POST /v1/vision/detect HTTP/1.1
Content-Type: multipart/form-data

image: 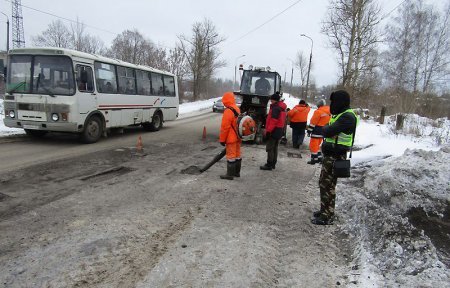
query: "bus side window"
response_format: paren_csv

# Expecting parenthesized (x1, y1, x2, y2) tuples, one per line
(136, 70, 151, 96)
(76, 65, 94, 93)
(163, 75, 176, 97)
(117, 66, 136, 95)
(94, 62, 117, 94)
(150, 72, 164, 96)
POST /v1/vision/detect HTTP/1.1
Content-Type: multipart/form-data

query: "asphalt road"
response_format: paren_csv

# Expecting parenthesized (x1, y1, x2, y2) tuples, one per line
(0, 112, 353, 287)
(0, 112, 221, 174)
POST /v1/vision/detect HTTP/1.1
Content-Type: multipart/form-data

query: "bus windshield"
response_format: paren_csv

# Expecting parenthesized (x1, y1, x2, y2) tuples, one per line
(240, 71, 276, 96)
(7, 55, 75, 96)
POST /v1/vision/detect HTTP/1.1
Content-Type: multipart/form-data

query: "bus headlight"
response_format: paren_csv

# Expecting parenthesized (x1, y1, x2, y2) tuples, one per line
(51, 113, 59, 121)
(9, 110, 15, 118)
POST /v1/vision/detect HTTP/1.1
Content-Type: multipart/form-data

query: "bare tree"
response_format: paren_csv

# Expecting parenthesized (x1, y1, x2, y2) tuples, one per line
(383, 0, 450, 113)
(166, 45, 189, 99)
(70, 18, 86, 52)
(81, 34, 106, 54)
(178, 18, 226, 100)
(33, 19, 105, 54)
(294, 51, 309, 98)
(32, 20, 71, 48)
(109, 29, 150, 65)
(144, 45, 169, 71)
(322, 0, 381, 98)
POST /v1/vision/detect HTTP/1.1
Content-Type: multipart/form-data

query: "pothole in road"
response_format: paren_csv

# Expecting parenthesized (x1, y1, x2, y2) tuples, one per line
(79, 166, 136, 183)
(287, 152, 302, 158)
(0, 192, 11, 202)
(181, 166, 203, 175)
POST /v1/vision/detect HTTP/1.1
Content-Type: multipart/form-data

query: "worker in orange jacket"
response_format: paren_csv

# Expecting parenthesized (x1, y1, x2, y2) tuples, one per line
(287, 99, 310, 148)
(306, 99, 331, 164)
(219, 92, 242, 180)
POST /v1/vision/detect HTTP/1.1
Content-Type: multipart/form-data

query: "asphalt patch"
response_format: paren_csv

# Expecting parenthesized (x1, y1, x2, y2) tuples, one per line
(0, 192, 11, 202)
(181, 166, 202, 175)
(287, 152, 302, 158)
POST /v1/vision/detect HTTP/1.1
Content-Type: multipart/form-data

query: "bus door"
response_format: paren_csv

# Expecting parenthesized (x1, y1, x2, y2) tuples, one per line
(75, 64, 97, 115)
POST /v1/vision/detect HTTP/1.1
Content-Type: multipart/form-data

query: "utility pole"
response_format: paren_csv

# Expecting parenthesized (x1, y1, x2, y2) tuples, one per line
(300, 34, 313, 102)
(233, 54, 245, 91)
(12, 0, 25, 48)
(286, 58, 295, 96)
(0, 12, 9, 52)
(290, 66, 293, 95)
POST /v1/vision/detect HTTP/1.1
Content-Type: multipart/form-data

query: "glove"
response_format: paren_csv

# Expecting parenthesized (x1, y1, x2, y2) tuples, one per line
(307, 131, 311, 137)
(220, 142, 226, 146)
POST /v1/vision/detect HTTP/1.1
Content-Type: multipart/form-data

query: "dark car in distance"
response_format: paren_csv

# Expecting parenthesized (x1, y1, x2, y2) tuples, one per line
(212, 96, 242, 113)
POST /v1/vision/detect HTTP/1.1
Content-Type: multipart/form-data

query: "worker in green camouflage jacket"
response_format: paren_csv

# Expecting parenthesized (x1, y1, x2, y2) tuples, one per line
(311, 90, 358, 225)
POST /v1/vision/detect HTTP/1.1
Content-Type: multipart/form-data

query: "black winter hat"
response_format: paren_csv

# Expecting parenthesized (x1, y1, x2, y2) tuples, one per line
(330, 90, 350, 115)
(299, 99, 306, 105)
(270, 92, 281, 101)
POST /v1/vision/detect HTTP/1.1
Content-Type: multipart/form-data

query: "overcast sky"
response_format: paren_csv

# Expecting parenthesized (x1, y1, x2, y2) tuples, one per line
(0, 0, 444, 87)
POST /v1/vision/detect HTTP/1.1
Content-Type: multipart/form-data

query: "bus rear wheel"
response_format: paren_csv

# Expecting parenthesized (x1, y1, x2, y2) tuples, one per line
(143, 111, 163, 132)
(25, 129, 48, 138)
(81, 115, 103, 143)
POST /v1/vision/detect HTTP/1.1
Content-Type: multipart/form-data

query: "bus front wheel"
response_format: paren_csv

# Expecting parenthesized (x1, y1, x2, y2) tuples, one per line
(81, 116, 103, 143)
(143, 111, 163, 132)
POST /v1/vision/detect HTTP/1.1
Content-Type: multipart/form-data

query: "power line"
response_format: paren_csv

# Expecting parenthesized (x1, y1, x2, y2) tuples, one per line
(226, 0, 304, 46)
(3, 0, 175, 50)
(381, 0, 410, 21)
(4, 0, 119, 36)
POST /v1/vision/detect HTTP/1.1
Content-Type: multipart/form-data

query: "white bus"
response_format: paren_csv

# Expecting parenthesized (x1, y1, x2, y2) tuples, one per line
(3, 48, 179, 143)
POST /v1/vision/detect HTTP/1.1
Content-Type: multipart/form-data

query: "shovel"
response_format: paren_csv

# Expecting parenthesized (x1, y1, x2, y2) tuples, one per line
(181, 148, 226, 175)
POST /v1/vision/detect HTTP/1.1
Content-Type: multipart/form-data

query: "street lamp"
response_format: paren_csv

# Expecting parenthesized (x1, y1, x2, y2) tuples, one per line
(300, 34, 313, 102)
(0, 11, 9, 52)
(234, 54, 245, 91)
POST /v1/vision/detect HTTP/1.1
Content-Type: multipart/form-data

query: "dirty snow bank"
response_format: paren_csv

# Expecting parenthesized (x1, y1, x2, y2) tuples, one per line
(338, 146, 450, 287)
(385, 114, 450, 146)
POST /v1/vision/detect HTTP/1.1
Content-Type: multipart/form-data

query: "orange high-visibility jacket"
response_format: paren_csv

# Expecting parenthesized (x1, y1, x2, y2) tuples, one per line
(219, 92, 241, 144)
(307, 106, 331, 138)
(288, 104, 310, 123)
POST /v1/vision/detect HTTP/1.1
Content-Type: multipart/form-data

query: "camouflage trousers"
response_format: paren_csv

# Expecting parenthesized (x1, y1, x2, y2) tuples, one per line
(318, 154, 346, 219)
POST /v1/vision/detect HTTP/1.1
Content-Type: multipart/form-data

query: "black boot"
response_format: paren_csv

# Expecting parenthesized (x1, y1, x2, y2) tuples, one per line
(307, 155, 318, 165)
(220, 161, 235, 180)
(317, 152, 323, 164)
(260, 163, 273, 170)
(235, 159, 241, 177)
(313, 210, 323, 218)
(311, 216, 334, 225)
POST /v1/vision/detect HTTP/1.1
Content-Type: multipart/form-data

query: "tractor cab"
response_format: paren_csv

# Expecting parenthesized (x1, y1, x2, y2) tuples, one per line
(235, 66, 282, 143)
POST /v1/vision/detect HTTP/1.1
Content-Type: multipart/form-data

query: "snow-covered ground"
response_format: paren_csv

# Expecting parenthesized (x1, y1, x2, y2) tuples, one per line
(1, 95, 449, 286)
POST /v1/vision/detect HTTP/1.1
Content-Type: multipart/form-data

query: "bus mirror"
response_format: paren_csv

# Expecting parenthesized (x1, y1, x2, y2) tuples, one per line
(80, 70, 88, 83)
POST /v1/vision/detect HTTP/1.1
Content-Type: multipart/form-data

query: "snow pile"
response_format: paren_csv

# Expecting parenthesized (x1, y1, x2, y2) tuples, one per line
(352, 120, 442, 165)
(178, 97, 221, 116)
(386, 114, 450, 146)
(338, 147, 450, 287)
